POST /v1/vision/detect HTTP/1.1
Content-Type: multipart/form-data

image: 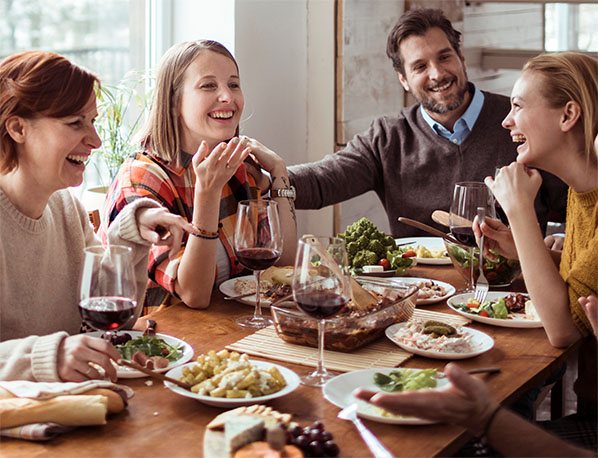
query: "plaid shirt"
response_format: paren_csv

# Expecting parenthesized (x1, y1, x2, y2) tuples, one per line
(100, 150, 259, 308)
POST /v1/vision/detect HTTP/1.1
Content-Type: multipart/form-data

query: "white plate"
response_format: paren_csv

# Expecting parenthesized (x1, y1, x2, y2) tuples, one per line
(86, 330, 194, 378)
(219, 276, 273, 307)
(385, 323, 494, 359)
(393, 277, 456, 305)
(447, 292, 543, 328)
(395, 237, 451, 265)
(323, 368, 449, 425)
(163, 360, 300, 407)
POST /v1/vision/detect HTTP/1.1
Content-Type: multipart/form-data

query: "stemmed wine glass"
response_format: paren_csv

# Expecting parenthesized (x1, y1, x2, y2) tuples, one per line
(292, 235, 351, 387)
(79, 245, 137, 342)
(449, 182, 496, 292)
(233, 199, 283, 328)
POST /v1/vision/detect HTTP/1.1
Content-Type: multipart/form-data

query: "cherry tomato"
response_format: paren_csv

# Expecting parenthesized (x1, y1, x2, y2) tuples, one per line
(402, 250, 417, 258)
(377, 258, 390, 270)
(479, 310, 490, 317)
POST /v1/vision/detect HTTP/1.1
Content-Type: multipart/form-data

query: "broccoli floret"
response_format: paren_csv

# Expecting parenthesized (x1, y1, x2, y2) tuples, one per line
(368, 239, 385, 256)
(356, 235, 370, 250)
(383, 235, 396, 250)
(353, 250, 378, 268)
(346, 241, 359, 256)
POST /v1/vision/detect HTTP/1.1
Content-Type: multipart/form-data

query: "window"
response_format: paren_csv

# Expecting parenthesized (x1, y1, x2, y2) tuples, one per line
(545, 3, 598, 52)
(0, 0, 143, 85)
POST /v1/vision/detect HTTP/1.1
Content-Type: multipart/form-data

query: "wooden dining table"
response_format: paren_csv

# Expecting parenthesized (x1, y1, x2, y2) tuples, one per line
(3, 264, 578, 457)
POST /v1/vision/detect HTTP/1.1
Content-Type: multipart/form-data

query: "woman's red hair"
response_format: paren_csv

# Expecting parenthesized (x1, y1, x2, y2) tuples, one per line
(0, 51, 99, 174)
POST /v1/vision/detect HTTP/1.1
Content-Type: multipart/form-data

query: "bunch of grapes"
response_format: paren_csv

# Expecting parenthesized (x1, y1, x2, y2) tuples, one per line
(288, 421, 339, 457)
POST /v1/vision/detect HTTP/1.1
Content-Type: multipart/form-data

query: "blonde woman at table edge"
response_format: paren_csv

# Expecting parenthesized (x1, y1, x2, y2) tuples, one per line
(0, 51, 195, 383)
(479, 52, 598, 430)
(355, 55, 598, 454)
(100, 40, 297, 311)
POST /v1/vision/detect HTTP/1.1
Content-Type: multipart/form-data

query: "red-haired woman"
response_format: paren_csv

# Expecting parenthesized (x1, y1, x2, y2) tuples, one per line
(0, 51, 194, 382)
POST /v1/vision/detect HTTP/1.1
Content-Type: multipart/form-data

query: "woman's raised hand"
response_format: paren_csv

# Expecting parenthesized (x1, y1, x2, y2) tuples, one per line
(192, 138, 252, 194)
(485, 163, 542, 217)
(136, 207, 196, 259)
(57, 335, 121, 382)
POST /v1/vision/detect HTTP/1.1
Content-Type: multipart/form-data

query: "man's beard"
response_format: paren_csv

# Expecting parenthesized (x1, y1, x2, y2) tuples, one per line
(416, 71, 469, 114)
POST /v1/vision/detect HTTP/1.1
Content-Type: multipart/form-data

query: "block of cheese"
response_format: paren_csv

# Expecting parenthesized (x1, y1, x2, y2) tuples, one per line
(363, 265, 384, 273)
(225, 415, 265, 454)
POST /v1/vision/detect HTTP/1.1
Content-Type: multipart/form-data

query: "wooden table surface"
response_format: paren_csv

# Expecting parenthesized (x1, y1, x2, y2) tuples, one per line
(3, 265, 577, 457)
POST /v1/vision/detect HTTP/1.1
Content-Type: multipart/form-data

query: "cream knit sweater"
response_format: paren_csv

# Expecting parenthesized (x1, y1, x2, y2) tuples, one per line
(0, 188, 159, 381)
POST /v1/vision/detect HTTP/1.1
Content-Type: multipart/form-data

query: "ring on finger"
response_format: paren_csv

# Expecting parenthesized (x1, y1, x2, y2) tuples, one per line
(85, 365, 93, 376)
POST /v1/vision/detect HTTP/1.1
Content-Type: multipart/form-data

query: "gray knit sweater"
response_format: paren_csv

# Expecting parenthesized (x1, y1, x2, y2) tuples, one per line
(289, 90, 567, 237)
(0, 189, 159, 381)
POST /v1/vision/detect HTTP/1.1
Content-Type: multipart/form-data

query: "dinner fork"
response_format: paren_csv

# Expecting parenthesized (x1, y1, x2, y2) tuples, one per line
(474, 207, 489, 304)
(337, 404, 394, 458)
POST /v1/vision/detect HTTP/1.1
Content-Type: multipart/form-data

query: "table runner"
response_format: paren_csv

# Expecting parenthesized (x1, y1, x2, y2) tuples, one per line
(226, 309, 470, 371)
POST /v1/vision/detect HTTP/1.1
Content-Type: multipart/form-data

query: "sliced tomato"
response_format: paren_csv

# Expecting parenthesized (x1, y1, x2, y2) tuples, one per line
(479, 310, 490, 317)
(466, 298, 480, 308)
(377, 258, 390, 270)
(402, 250, 417, 258)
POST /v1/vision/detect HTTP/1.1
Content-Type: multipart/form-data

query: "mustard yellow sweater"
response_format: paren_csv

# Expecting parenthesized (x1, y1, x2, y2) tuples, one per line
(559, 187, 598, 336)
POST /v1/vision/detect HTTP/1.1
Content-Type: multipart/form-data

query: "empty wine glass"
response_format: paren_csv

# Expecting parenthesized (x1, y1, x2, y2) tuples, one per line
(292, 235, 351, 387)
(233, 200, 283, 328)
(79, 245, 137, 342)
(449, 182, 496, 292)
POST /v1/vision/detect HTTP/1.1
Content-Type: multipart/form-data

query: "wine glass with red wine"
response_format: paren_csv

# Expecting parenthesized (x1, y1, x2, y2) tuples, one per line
(79, 245, 137, 342)
(233, 200, 282, 328)
(449, 182, 497, 292)
(292, 235, 351, 387)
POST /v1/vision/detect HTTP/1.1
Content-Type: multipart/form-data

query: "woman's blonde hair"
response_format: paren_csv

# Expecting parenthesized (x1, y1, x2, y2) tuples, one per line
(523, 52, 598, 161)
(142, 40, 238, 164)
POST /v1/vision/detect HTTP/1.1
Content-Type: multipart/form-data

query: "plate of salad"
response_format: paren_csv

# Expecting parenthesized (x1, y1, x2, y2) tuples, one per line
(323, 367, 449, 425)
(87, 331, 194, 378)
(446, 292, 543, 328)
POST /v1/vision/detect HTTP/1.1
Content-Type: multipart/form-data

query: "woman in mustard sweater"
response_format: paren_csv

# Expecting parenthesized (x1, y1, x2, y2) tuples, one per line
(480, 52, 597, 347)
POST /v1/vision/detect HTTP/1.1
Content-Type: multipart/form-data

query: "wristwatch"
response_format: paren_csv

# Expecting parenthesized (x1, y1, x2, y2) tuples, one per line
(271, 186, 296, 200)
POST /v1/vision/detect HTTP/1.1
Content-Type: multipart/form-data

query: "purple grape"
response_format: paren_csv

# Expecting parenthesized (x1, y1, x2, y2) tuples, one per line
(295, 435, 310, 448)
(309, 429, 322, 442)
(321, 431, 333, 442)
(290, 425, 303, 438)
(311, 420, 324, 431)
(323, 440, 340, 456)
(308, 441, 324, 456)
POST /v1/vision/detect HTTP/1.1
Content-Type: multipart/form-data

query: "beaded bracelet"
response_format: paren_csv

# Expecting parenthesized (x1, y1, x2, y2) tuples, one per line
(190, 225, 219, 240)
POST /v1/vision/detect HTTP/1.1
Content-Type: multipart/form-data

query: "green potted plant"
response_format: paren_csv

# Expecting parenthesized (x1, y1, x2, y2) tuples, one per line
(87, 71, 152, 191)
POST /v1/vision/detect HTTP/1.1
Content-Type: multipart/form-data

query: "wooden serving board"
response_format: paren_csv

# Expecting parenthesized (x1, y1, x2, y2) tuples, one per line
(226, 311, 469, 372)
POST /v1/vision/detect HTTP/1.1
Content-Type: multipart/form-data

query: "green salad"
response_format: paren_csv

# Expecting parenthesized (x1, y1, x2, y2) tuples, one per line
(116, 336, 184, 361)
(453, 297, 509, 319)
(446, 244, 521, 286)
(338, 217, 414, 275)
(373, 368, 438, 392)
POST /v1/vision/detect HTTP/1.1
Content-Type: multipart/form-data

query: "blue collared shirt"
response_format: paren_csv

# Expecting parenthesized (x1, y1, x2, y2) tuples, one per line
(420, 84, 485, 145)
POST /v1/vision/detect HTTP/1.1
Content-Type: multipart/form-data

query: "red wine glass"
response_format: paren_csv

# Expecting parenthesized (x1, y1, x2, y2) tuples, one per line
(233, 200, 282, 328)
(292, 235, 351, 387)
(449, 182, 496, 292)
(79, 245, 137, 342)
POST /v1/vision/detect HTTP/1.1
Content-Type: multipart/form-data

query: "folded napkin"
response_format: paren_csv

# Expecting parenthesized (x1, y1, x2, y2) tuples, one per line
(0, 380, 134, 441)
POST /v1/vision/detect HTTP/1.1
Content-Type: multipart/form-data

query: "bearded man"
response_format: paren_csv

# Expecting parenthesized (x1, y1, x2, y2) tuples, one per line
(288, 8, 567, 238)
